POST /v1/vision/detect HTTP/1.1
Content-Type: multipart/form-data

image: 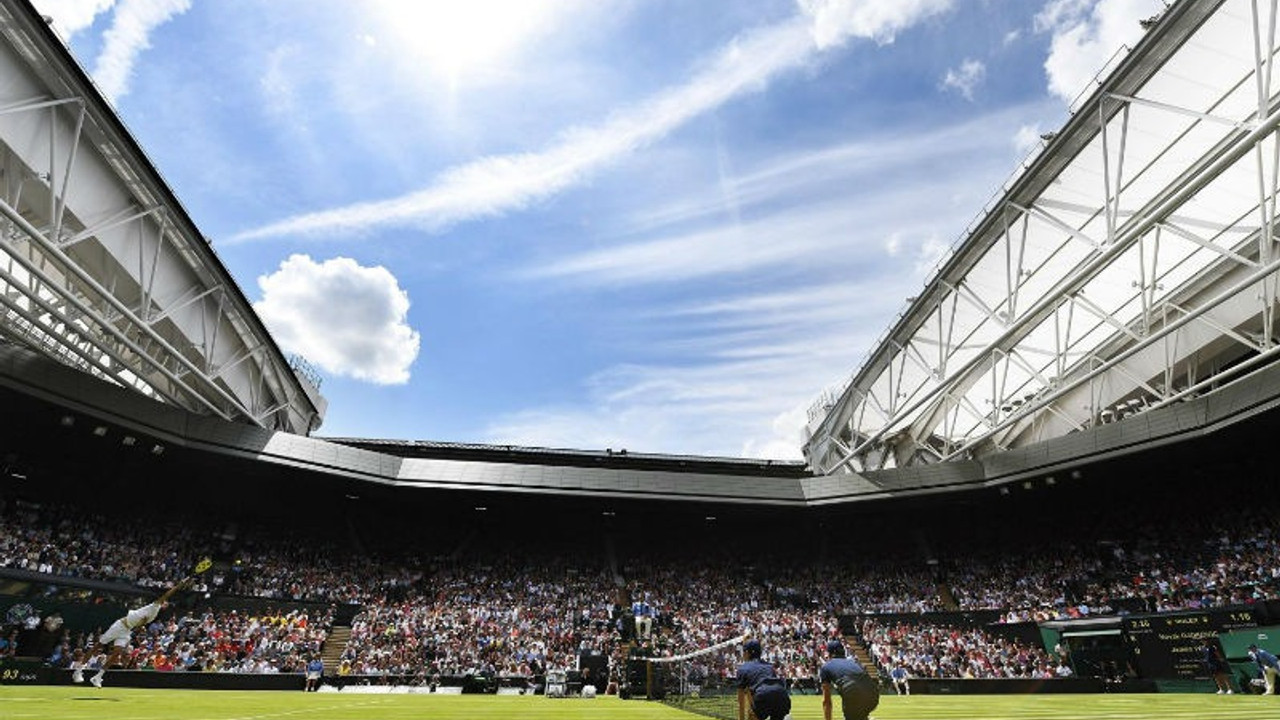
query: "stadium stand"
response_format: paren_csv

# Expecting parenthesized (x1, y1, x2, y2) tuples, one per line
(2, 442, 1279, 693)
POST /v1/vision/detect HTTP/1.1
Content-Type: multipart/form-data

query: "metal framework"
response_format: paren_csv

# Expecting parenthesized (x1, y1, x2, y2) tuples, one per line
(805, 0, 1280, 474)
(0, 2, 324, 434)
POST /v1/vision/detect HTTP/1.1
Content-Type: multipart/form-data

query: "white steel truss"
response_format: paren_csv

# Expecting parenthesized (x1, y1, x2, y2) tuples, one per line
(805, 0, 1280, 475)
(0, 2, 325, 434)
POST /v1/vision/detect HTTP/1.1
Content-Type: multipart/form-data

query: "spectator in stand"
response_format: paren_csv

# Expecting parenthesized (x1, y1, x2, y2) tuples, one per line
(862, 619, 1057, 680)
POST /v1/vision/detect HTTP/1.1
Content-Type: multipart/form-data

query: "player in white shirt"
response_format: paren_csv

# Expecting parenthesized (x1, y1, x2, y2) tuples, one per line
(73, 578, 189, 688)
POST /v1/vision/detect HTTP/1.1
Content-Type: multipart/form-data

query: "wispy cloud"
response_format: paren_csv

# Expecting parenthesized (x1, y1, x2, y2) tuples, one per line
(485, 279, 902, 458)
(92, 0, 192, 102)
(800, 0, 953, 47)
(491, 97, 1063, 458)
(941, 58, 986, 100)
(1013, 123, 1043, 154)
(619, 101, 1038, 237)
(526, 103, 1043, 288)
(230, 0, 955, 243)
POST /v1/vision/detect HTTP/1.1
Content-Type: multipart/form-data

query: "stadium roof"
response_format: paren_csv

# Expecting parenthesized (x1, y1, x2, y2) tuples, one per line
(0, 1, 325, 435)
(806, 0, 1280, 475)
(7, 334, 1280, 506)
(321, 437, 810, 478)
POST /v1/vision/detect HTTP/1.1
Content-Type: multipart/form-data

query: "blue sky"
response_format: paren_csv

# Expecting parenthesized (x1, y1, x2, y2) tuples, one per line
(32, 0, 1166, 459)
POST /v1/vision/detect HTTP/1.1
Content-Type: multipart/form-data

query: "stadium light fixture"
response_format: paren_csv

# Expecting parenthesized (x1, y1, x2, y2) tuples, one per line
(59, 415, 74, 427)
(122, 436, 136, 446)
(1045, 476, 1056, 486)
(92, 425, 108, 436)
(999, 487, 1010, 495)
(474, 506, 487, 511)
(601, 511, 616, 517)
(150, 444, 165, 455)
(704, 515, 717, 521)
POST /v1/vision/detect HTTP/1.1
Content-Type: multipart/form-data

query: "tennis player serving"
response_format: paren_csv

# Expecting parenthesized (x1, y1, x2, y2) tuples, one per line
(72, 558, 210, 687)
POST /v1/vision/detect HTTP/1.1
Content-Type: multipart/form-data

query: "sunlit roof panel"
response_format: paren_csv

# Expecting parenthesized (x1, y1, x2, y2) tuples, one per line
(807, 1, 1280, 474)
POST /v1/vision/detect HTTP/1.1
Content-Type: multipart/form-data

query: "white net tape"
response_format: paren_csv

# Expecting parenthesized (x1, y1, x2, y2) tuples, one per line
(645, 633, 749, 664)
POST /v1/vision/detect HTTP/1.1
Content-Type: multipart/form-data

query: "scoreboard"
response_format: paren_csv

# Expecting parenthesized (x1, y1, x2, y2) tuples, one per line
(1124, 609, 1258, 678)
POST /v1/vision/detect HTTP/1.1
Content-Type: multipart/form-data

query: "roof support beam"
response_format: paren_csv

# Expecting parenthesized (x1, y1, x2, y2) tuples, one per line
(824, 88, 1280, 474)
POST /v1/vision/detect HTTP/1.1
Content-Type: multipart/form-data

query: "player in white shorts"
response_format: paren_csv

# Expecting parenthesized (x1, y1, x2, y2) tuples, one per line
(73, 578, 188, 688)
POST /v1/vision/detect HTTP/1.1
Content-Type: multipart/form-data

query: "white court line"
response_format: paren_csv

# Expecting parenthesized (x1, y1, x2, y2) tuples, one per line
(216, 698, 395, 720)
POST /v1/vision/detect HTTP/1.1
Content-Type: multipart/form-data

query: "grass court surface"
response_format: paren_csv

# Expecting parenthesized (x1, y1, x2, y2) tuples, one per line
(1, 688, 1278, 720)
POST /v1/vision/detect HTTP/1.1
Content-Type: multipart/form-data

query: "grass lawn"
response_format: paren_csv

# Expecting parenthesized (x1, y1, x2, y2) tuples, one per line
(0, 687, 1277, 719)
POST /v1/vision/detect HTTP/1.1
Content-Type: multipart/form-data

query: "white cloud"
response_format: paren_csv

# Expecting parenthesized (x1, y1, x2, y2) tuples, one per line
(527, 103, 1042, 287)
(260, 46, 300, 124)
(799, 0, 953, 47)
(31, 0, 115, 40)
(527, 200, 886, 286)
(885, 231, 906, 256)
(1035, 0, 1164, 102)
(1033, 0, 1093, 32)
(92, 0, 191, 102)
(253, 254, 420, 385)
(627, 98, 1052, 237)
(914, 233, 950, 276)
(230, 0, 955, 243)
(485, 281, 902, 459)
(881, 230, 949, 274)
(258, 44, 319, 156)
(1014, 123, 1043, 154)
(742, 402, 812, 460)
(941, 58, 985, 100)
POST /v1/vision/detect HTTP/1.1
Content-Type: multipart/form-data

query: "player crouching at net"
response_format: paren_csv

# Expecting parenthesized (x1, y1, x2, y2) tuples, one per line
(736, 639, 791, 720)
(820, 640, 879, 720)
(72, 573, 196, 687)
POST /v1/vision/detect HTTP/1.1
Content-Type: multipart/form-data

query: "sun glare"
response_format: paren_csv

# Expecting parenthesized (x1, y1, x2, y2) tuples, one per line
(370, 0, 562, 86)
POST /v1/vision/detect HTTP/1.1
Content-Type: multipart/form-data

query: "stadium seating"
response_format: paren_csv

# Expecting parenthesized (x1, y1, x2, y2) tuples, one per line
(2, 487, 1278, 682)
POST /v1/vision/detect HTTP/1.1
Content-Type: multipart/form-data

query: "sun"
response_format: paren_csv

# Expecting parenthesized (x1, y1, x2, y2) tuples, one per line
(369, 0, 563, 86)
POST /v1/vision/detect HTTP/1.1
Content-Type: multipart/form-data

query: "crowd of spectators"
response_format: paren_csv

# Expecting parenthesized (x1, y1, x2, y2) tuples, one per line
(49, 606, 334, 674)
(615, 556, 838, 683)
(948, 518, 1280, 623)
(0, 501, 416, 605)
(862, 618, 1065, 679)
(0, 503, 209, 590)
(2, 493, 1279, 682)
(342, 557, 616, 678)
